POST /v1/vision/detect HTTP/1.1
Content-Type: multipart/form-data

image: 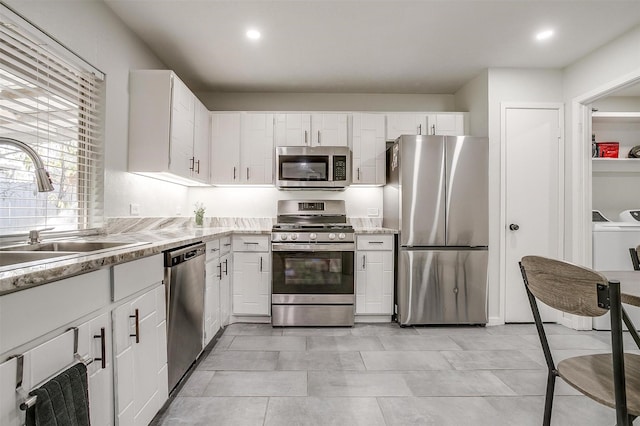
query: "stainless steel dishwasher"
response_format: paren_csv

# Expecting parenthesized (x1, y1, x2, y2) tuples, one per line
(164, 242, 206, 392)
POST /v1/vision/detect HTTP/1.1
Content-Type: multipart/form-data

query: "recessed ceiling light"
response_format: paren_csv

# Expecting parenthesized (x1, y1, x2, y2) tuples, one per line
(246, 29, 261, 40)
(535, 29, 554, 41)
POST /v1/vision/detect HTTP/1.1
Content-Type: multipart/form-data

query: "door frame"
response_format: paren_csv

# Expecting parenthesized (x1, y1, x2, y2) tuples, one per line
(570, 71, 640, 330)
(499, 102, 565, 325)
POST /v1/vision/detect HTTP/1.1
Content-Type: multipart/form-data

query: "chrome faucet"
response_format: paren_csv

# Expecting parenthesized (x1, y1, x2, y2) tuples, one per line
(0, 137, 54, 192)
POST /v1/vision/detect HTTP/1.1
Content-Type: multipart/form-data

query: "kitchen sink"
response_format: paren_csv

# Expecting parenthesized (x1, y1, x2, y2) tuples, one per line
(0, 251, 73, 267)
(0, 241, 143, 252)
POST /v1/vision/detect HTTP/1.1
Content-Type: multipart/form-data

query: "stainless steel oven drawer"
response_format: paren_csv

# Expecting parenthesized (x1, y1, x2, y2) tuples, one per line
(272, 304, 354, 326)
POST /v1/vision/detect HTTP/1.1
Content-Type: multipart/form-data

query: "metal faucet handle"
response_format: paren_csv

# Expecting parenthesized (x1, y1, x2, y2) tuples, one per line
(28, 227, 54, 244)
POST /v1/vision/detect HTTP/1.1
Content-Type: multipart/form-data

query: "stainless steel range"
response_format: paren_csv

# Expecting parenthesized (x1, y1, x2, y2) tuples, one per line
(271, 200, 355, 326)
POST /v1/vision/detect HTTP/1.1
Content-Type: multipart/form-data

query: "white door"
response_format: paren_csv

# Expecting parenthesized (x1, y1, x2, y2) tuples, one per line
(504, 106, 563, 323)
(274, 113, 311, 146)
(311, 113, 348, 146)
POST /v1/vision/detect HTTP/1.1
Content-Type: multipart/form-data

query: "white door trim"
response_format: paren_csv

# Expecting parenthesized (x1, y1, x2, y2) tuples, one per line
(499, 102, 565, 325)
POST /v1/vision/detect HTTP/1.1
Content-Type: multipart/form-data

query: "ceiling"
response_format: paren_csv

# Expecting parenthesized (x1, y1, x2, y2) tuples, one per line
(104, 0, 640, 94)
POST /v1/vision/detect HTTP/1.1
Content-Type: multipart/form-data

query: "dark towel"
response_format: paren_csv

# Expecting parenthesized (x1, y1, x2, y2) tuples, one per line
(25, 362, 91, 426)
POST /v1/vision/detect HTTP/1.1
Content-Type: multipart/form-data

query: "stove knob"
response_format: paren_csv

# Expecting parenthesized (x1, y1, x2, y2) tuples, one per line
(290, 234, 298, 240)
(280, 233, 288, 240)
(309, 233, 317, 240)
(338, 233, 346, 239)
(328, 233, 336, 240)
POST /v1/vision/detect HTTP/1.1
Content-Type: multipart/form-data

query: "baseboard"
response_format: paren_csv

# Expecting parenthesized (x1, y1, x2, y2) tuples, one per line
(229, 315, 271, 324)
(487, 316, 504, 326)
(355, 315, 392, 323)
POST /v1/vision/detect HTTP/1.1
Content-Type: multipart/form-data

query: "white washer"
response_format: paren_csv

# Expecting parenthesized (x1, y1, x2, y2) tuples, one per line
(592, 213, 640, 330)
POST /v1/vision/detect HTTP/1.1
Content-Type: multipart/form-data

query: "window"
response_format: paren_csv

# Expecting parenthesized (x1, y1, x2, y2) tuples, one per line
(0, 5, 104, 235)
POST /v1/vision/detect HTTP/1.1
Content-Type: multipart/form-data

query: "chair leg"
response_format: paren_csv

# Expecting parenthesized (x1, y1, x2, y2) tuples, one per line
(543, 370, 556, 426)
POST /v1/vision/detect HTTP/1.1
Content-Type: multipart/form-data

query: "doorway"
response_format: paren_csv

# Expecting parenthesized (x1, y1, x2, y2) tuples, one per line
(502, 104, 564, 323)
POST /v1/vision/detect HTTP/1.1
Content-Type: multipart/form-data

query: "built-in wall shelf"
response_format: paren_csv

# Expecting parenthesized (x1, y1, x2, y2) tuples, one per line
(592, 111, 640, 123)
(592, 158, 640, 173)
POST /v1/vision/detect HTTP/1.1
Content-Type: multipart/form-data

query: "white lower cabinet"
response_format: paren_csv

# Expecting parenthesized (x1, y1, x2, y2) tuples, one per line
(112, 255, 167, 426)
(232, 235, 270, 316)
(113, 284, 167, 426)
(355, 235, 394, 316)
(0, 310, 113, 426)
(220, 251, 232, 326)
(204, 239, 221, 345)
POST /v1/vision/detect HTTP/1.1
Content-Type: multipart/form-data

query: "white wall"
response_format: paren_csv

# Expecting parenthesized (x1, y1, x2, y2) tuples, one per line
(197, 92, 456, 112)
(486, 68, 564, 323)
(454, 70, 489, 137)
(188, 186, 382, 218)
(5, 0, 189, 218)
(593, 96, 640, 112)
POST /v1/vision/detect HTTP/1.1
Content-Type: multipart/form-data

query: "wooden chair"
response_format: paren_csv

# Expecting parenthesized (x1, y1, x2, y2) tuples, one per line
(519, 255, 640, 426)
(629, 246, 640, 271)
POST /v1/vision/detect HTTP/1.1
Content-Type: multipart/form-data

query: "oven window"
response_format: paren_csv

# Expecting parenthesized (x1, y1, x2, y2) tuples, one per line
(279, 156, 328, 181)
(273, 251, 354, 294)
(284, 258, 342, 285)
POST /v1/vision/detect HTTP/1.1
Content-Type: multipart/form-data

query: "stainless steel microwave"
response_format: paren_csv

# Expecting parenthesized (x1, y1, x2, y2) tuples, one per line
(275, 146, 352, 189)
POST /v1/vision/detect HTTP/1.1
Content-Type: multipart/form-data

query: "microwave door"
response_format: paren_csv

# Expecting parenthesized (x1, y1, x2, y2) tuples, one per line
(280, 156, 329, 181)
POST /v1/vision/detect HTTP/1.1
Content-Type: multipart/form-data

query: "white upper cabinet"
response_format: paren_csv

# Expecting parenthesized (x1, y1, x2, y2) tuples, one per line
(385, 113, 427, 141)
(275, 113, 312, 146)
(275, 113, 348, 147)
(385, 112, 467, 140)
(128, 70, 209, 185)
(426, 113, 466, 136)
(311, 113, 349, 146)
(210, 112, 241, 184)
(211, 112, 274, 185)
(192, 99, 211, 183)
(352, 113, 386, 185)
(241, 113, 275, 184)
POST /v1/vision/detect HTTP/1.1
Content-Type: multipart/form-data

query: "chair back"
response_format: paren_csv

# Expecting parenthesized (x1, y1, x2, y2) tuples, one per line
(630, 246, 640, 271)
(520, 256, 609, 317)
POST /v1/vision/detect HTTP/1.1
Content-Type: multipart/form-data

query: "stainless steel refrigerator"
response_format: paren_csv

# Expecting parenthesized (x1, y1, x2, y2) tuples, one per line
(383, 135, 489, 325)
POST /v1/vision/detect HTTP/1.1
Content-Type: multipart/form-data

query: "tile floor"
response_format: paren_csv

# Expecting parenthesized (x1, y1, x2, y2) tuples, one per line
(152, 322, 627, 425)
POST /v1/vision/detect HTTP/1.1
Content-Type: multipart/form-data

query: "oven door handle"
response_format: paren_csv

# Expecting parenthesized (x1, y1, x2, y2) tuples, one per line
(271, 243, 355, 252)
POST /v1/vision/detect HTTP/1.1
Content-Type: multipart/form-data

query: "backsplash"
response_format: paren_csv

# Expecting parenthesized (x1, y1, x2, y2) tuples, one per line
(106, 216, 384, 234)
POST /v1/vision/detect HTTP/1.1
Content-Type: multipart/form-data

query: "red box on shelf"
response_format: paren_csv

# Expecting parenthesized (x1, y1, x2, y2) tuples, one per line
(597, 142, 619, 158)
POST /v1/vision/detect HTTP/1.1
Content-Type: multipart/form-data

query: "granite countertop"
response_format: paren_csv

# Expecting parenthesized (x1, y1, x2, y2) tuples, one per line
(0, 220, 397, 296)
(0, 227, 269, 296)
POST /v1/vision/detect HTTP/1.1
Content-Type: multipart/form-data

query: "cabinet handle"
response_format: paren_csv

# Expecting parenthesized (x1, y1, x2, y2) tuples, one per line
(210, 248, 219, 253)
(244, 242, 259, 245)
(368, 241, 385, 244)
(357, 168, 360, 180)
(431, 124, 436, 135)
(224, 259, 228, 275)
(246, 167, 250, 181)
(362, 254, 366, 269)
(223, 243, 231, 247)
(189, 157, 195, 171)
(130, 309, 140, 344)
(233, 166, 236, 181)
(93, 327, 106, 369)
(260, 256, 263, 272)
(417, 124, 421, 134)
(195, 159, 200, 174)
(304, 130, 308, 145)
(318, 130, 321, 145)
(217, 263, 222, 279)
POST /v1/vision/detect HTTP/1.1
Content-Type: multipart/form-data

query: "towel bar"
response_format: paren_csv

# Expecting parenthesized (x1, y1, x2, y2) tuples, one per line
(11, 327, 94, 411)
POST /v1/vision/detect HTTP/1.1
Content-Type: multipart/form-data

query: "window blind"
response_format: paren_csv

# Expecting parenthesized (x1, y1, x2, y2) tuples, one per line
(0, 4, 105, 235)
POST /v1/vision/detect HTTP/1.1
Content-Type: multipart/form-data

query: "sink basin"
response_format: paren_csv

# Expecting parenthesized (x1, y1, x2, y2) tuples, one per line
(0, 251, 72, 267)
(0, 241, 140, 252)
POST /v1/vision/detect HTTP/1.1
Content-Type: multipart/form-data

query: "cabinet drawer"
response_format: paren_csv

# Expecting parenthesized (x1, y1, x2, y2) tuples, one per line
(112, 254, 164, 302)
(206, 239, 221, 261)
(220, 236, 232, 255)
(357, 235, 394, 251)
(232, 235, 269, 252)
